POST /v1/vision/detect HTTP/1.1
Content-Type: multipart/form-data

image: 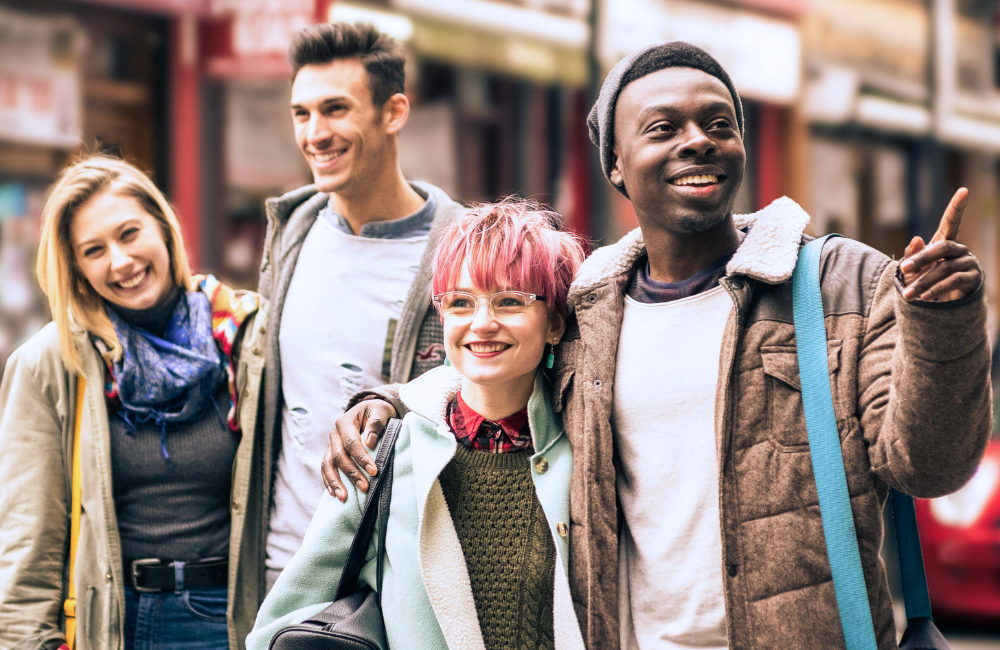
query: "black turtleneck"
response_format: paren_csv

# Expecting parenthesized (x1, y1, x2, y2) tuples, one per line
(105, 282, 238, 573)
(105, 283, 183, 338)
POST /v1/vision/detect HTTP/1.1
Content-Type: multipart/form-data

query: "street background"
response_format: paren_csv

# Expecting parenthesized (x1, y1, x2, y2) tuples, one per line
(0, 0, 999, 645)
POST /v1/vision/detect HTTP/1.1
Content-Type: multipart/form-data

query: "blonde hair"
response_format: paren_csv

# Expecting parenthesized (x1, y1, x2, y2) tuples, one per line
(36, 155, 192, 371)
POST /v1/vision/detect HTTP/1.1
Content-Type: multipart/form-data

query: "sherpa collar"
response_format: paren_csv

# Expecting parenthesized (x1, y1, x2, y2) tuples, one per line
(399, 364, 463, 427)
(568, 196, 811, 308)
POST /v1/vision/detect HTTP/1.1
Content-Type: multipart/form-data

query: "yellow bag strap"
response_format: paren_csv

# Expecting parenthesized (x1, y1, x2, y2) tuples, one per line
(64, 375, 85, 650)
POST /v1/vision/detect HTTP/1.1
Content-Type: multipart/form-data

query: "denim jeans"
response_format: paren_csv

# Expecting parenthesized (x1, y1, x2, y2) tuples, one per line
(124, 586, 229, 650)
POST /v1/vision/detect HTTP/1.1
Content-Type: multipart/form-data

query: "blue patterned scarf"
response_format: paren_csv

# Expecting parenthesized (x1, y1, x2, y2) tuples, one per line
(107, 290, 228, 464)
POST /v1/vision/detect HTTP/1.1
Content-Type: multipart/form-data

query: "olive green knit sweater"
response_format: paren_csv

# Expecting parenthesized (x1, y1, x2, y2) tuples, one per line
(438, 444, 556, 650)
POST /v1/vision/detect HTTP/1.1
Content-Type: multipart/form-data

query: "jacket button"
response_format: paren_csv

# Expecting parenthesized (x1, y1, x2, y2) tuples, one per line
(593, 379, 602, 387)
(587, 294, 597, 302)
(534, 457, 549, 474)
(106, 572, 112, 581)
(730, 278, 744, 290)
(557, 522, 569, 537)
(727, 563, 738, 577)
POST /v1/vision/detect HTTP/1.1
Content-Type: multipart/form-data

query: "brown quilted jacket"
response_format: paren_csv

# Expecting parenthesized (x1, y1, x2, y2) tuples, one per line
(554, 197, 992, 650)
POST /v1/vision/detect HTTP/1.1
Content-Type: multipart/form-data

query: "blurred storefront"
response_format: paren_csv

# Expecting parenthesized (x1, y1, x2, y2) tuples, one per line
(933, 0, 1000, 333)
(6, 0, 1000, 368)
(198, 0, 595, 280)
(0, 0, 172, 370)
(0, 0, 598, 370)
(0, 0, 596, 271)
(333, 0, 594, 234)
(198, 0, 323, 287)
(802, 0, 1000, 331)
(801, 0, 932, 253)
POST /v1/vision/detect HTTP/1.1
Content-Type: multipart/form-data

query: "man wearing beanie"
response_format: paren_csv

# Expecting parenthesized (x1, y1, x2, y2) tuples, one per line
(559, 41, 989, 649)
(327, 42, 992, 649)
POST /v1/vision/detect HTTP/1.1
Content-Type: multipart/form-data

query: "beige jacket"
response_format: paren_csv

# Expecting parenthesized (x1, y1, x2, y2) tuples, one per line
(554, 197, 992, 649)
(0, 303, 268, 650)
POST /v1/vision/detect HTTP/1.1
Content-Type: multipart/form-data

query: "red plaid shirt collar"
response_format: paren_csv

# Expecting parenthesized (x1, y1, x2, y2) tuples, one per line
(448, 390, 533, 453)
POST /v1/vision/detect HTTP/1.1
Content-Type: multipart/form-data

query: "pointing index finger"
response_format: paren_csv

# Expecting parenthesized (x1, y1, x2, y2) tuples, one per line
(932, 187, 969, 243)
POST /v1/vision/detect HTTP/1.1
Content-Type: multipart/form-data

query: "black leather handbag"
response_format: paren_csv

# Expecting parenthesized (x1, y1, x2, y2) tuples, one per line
(269, 418, 403, 650)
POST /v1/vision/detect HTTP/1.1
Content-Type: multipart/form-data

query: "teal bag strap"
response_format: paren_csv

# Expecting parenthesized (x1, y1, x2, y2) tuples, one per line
(793, 236, 940, 648)
(793, 235, 879, 650)
(890, 489, 933, 620)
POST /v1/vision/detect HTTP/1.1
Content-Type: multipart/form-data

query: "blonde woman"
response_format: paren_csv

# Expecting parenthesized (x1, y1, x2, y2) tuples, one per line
(0, 156, 269, 650)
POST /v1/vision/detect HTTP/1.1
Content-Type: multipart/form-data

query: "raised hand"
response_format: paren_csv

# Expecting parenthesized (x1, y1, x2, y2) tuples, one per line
(899, 188, 982, 302)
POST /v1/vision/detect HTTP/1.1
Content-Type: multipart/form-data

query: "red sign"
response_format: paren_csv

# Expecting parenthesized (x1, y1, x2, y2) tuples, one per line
(64, 0, 210, 15)
(202, 0, 334, 79)
(0, 9, 81, 148)
(718, 0, 806, 17)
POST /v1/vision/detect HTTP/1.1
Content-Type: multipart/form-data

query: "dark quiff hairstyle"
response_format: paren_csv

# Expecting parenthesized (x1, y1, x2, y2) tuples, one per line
(287, 22, 406, 107)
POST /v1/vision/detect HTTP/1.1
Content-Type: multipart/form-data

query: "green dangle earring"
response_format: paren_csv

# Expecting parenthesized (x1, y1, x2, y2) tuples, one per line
(545, 343, 555, 369)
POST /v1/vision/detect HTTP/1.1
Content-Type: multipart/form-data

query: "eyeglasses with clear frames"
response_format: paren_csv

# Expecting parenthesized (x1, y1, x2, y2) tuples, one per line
(432, 291, 547, 321)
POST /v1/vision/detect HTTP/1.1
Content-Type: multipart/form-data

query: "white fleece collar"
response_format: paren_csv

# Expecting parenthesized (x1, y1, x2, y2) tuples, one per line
(568, 196, 811, 307)
(399, 364, 463, 428)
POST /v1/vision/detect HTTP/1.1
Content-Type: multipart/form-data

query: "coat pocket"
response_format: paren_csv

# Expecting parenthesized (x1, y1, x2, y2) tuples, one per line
(78, 585, 97, 647)
(761, 342, 842, 452)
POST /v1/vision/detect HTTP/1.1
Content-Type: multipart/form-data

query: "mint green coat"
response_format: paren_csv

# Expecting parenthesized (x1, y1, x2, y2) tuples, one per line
(247, 366, 585, 650)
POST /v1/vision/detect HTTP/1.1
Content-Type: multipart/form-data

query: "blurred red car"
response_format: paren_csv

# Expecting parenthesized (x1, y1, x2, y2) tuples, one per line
(916, 434, 1000, 621)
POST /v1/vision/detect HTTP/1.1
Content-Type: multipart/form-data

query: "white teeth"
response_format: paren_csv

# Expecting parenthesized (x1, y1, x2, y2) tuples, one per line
(315, 150, 346, 163)
(118, 269, 146, 289)
(468, 343, 509, 353)
(671, 174, 719, 186)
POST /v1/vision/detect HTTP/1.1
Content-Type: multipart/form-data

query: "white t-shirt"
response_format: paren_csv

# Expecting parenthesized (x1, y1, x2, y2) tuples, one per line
(612, 285, 733, 649)
(265, 216, 428, 572)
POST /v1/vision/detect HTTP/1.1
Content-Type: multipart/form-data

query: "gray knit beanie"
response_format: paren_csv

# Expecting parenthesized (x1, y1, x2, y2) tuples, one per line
(588, 42, 744, 197)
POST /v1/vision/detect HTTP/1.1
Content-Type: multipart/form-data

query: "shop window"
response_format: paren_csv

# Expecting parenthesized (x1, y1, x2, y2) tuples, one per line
(0, 1, 168, 371)
(955, 0, 998, 98)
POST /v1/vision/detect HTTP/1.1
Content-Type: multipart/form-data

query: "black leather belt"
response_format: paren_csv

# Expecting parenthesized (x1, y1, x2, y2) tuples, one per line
(128, 557, 228, 593)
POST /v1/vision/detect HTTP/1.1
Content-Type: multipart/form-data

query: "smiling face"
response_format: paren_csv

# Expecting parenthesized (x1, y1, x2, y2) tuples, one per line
(611, 66, 745, 235)
(443, 262, 564, 399)
(70, 190, 174, 311)
(291, 59, 402, 195)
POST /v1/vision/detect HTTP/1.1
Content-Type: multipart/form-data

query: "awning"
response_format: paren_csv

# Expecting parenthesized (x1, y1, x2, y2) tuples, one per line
(331, 1, 589, 87)
(598, 0, 801, 105)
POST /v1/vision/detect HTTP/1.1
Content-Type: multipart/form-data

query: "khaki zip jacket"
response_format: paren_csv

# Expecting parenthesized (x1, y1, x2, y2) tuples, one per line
(0, 302, 268, 650)
(555, 197, 992, 650)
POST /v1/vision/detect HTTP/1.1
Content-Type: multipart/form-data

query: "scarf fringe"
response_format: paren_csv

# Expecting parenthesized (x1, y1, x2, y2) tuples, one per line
(118, 409, 174, 468)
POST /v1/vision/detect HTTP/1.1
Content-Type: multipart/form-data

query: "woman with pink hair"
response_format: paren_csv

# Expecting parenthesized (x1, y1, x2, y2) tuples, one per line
(248, 199, 587, 650)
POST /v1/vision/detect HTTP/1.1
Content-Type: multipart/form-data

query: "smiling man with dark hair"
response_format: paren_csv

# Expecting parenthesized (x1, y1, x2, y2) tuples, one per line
(256, 21, 464, 598)
(326, 41, 992, 650)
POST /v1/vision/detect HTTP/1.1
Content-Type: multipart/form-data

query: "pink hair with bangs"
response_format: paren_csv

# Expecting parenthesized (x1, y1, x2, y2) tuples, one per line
(432, 198, 587, 320)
